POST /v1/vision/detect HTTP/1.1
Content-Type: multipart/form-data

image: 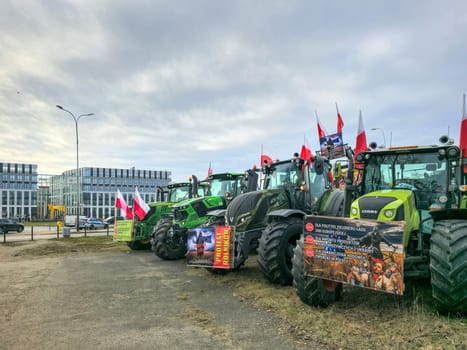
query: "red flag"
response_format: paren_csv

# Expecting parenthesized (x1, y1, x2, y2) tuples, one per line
(116, 189, 133, 219)
(336, 103, 344, 134)
(207, 162, 213, 177)
(134, 187, 150, 220)
(316, 114, 328, 139)
(261, 154, 273, 166)
(460, 94, 467, 158)
(299, 144, 312, 166)
(354, 111, 368, 169)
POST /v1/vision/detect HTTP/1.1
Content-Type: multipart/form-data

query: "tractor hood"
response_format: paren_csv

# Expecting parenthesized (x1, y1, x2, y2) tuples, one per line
(350, 189, 420, 247)
(226, 188, 290, 230)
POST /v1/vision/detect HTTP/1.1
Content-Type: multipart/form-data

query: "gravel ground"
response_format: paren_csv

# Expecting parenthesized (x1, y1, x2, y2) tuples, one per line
(0, 241, 313, 350)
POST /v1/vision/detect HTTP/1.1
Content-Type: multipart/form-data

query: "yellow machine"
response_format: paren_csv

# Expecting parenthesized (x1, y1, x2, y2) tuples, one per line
(47, 204, 66, 220)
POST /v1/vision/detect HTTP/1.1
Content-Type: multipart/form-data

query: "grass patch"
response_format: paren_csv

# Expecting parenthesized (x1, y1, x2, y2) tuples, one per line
(10, 236, 130, 257)
(191, 257, 467, 350)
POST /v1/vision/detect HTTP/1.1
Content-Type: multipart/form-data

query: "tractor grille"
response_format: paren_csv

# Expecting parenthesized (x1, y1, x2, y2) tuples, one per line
(174, 208, 188, 221)
(358, 196, 397, 219)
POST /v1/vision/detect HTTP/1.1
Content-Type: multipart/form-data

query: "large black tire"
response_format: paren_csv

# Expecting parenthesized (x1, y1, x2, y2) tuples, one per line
(292, 237, 342, 307)
(126, 240, 151, 250)
(17, 226, 24, 233)
(430, 219, 467, 315)
(152, 217, 186, 260)
(257, 217, 302, 285)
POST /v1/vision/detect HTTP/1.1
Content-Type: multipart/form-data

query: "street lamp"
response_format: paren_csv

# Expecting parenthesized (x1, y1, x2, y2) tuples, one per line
(56, 105, 94, 230)
(371, 127, 387, 148)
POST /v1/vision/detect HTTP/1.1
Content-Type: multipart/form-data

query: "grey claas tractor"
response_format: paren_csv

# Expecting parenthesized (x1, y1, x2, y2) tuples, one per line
(292, 137, 467, 315)
(209, 152, 345, 284)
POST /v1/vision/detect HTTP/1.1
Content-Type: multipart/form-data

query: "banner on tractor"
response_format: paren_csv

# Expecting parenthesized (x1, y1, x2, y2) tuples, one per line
(303, 216, 405, 295)
(113, 219, 134, 241)
(320, 132, 344, 159)
(187, 226, 234, 269)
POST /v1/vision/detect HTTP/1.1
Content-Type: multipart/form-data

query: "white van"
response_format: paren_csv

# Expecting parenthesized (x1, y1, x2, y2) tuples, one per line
(65, 215, 87, 227)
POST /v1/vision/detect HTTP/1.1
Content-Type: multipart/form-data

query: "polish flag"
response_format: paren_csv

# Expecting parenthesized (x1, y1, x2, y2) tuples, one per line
(336, 103, 344, 134)
(460, 94, 467, 173)
(354, 111, 368, 168)
(134, 187, 150, 220)
(116, 189, 133, 219)
(207, 162, 213, 177)
(316, 114, 328, 139)
(460, 94, 467, 158)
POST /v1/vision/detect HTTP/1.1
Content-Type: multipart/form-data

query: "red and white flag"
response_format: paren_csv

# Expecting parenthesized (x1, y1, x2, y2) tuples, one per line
(460, 94, 467, 173)
(207, 161, 213, 177)
(116, 189, 133, 219)
(316, 113, 328, 139)
(134, 187, 150, 220)
(354, 111, 368, 168)
(336, 103, 344, 134)
(460, 94, 467, 159)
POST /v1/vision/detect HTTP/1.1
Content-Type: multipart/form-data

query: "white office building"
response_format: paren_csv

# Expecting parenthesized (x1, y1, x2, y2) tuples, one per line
(0, 162, 38, 220)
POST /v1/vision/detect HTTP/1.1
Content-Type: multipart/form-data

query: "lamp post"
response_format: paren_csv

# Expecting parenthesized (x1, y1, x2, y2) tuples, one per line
(371, 127, 387, 148)
(56, 105, 94, 230)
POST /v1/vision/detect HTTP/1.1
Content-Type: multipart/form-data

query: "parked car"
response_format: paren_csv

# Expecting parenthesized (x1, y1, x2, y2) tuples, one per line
(0, 219, 24, 233)
(103, 216, 124, 225)
(81, 219, 109, 230)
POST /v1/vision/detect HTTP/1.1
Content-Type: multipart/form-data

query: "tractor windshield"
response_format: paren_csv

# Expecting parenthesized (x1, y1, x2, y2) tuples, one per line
(208, 177, 243, 197)
(363, 151, 448, 210)
(168, 186, 193, 202)
(264, 161, 303, 190)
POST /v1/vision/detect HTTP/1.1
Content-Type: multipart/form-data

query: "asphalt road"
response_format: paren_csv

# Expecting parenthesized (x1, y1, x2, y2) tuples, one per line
(1, 247, 309, 350)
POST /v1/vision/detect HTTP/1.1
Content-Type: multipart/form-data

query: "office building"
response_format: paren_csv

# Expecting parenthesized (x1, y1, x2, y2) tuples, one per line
(0, 162, 38, 220)
(1, 162, 171, 221)
(49, 167, 171, 219)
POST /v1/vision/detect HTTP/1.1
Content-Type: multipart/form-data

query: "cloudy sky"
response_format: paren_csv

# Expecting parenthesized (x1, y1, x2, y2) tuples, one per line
(1, 0, 466, 182)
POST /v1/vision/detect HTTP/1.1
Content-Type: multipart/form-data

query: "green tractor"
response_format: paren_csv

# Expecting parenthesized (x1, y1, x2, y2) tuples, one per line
(209, 152, 345, 284)
(292, 138, 467, 314)
(152, 171, 258, 260)
(127, 179, 204, 250)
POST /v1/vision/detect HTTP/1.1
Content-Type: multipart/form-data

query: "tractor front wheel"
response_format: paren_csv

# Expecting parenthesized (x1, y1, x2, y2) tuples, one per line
(430, 219, 467, 315)
(257, 217, 302, 285)
(152, 217, 186, 260)
(292, 237, 342, 307)
(127, 240, 151, 250)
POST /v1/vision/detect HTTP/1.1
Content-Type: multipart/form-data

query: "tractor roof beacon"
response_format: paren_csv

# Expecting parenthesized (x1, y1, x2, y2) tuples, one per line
(292, 138, 467, 314)
(151, 171, 257, 261)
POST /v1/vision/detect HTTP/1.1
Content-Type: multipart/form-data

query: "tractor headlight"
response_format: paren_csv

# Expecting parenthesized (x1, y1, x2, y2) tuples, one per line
(384, 209, 394, 218)
(237, 214, 252, 227)
(351, 207, 358, 216)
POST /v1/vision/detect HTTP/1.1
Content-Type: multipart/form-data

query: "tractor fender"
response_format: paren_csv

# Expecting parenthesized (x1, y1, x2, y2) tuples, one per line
(429, 208, 467, 221)
(266, 209, 306, 223)
(206, 209, 227, 218)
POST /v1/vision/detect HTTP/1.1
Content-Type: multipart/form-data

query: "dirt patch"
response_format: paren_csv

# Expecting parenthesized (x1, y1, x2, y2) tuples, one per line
(1, 238, 465, 350)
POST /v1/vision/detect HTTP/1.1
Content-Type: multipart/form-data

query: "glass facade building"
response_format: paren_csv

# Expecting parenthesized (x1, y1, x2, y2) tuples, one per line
(0, 162, 171, 221)
(50, 167, 171, 219)
(0, 162, 38, 220)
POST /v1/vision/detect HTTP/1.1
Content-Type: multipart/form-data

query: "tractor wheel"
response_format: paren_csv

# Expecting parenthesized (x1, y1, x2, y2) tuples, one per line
(126, 240, 151, 250)
(430, 219, 467, 315)
(292, 237, 342, 307)
(152, 217, 186, 260)
(257, 217, 302, 285)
